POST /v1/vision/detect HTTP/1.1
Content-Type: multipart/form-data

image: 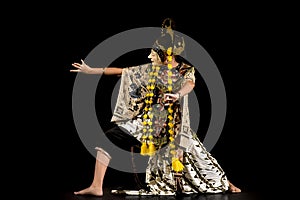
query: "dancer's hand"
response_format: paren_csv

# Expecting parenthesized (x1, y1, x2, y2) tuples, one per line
(70, 59, 93, 74)
(163, 93, 180, 104)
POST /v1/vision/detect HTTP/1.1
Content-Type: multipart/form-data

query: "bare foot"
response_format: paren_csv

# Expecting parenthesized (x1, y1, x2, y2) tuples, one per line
(74, 186, 103, 196)
(228, 181, 241, 193)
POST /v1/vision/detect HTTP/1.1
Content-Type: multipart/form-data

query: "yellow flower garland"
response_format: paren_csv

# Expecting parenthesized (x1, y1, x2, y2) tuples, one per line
(140, 46, 184, 173)
(166, 47, 184, 173)
(140, 65, 159, 156)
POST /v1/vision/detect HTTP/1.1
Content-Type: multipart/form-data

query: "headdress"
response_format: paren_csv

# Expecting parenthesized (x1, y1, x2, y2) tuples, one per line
(152, 18, 185, 61)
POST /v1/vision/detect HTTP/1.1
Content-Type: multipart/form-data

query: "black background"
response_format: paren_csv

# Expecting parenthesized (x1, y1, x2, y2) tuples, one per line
(5, 3, 286, 198)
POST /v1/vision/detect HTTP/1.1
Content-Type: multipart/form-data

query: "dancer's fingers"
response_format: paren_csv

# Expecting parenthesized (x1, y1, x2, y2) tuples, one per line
(70, 69, 80, 72)
(72, 63, 81, 68)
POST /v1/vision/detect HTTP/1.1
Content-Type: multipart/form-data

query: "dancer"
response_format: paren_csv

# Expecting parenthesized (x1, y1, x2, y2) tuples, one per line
(70, 18, 241, 196)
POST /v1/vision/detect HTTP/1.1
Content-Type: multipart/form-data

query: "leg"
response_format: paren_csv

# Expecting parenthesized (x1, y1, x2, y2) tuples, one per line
(74, 147, 111, 196)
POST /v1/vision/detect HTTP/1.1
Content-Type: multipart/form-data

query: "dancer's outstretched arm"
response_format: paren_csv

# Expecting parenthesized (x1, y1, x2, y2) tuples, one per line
(70, 59, 123, 75)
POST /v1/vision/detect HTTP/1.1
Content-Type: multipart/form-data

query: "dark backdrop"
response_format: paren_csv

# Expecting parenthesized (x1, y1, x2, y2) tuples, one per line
(8, 5, 278, 198)
(52, 15, 266, 192)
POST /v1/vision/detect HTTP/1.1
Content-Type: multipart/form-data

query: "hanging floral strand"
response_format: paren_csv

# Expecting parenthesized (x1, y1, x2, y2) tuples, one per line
(165, 47, 184, 173)
(140, 46, 184, 172)
(140, 65, 159, 156)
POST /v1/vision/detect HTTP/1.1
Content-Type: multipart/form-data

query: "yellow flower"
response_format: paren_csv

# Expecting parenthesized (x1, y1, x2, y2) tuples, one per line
(143, 128, 147, 133)
(168, 79, 173, 84)
(167, 47, 172, 55)
(168, 64, 172, 69)
(140, 142, 148, 156)
(148, 142, 156, 156)
(168, 115, 173, 120)
(172, 158, 184, 172)
(168, 86, 172, 91)
(148, 135, 153, 140)
(142, 135, 148, 139)
(168, 71, 173, 76)
(168, 122, 174, 128)
(148, 121, 153, 126)
(167, 56, 172, 61)
(170, 149, 176, 155)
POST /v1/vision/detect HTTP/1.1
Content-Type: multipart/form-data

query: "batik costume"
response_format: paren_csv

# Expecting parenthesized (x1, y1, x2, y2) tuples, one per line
(97, 21, 230, 195)
(108, 61, 229, 195)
